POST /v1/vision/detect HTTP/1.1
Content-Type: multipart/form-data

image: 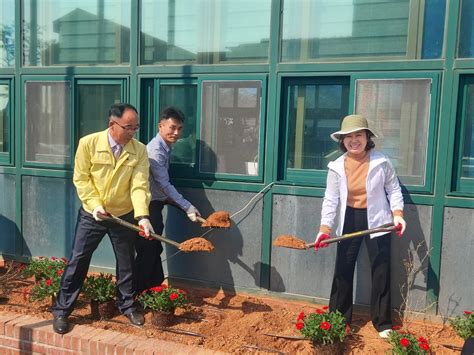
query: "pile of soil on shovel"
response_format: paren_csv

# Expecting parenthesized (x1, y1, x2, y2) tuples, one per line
(0, 265, 466, 354)
(179, 237, 215, 252)
(273, 235, 308, 249)
(202, 211, 231, 228)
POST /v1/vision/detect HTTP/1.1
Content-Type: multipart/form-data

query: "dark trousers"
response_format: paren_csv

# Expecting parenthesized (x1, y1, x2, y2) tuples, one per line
(52, 208, 137, 317)
(329, 206, 392, 331)
(134, 200, 165, 294)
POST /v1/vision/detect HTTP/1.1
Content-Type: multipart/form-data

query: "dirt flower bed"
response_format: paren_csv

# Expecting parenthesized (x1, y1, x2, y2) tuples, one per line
(0, 270, 465, 354)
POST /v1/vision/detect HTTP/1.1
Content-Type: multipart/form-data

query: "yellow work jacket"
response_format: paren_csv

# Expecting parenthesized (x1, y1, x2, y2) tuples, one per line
(73, 129, 151, 218)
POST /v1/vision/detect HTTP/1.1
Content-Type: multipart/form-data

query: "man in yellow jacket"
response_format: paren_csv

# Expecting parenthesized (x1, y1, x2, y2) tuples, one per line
(51, 103, 153, 334)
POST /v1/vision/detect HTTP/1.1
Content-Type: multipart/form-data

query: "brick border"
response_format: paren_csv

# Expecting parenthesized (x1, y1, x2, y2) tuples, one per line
(0, 311, 226, 354)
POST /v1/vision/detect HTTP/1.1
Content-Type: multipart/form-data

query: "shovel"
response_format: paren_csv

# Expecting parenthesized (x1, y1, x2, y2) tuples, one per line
(98, 213, 215, 253)
(273, 223, 399, 250)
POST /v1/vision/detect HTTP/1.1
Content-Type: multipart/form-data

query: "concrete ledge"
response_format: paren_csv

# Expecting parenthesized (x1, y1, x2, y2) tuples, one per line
(0, 311, 227, 354)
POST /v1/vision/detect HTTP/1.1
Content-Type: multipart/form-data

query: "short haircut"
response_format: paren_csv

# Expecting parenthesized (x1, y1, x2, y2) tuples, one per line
(108, 103, 138, 120)
(159, 107, 185, 123)
(338, 130, 376, 152)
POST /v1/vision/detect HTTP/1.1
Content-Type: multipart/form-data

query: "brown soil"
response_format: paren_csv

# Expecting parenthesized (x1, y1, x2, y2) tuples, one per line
(179, 237, 215, 253)
(0, 269, 465, 354)
(202, 211, 231, 228)
(273, 235, 308, 250)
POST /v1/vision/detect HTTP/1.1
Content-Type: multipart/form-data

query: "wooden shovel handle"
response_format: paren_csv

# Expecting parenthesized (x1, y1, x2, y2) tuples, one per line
(98, 213, 181, 249)
(306, 223, 397, 248)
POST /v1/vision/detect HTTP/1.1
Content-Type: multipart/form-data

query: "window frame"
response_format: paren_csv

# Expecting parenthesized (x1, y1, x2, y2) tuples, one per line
(22, 76, 73, 170)
(0, 78, 13, 165)
(350, 71, 440, 194)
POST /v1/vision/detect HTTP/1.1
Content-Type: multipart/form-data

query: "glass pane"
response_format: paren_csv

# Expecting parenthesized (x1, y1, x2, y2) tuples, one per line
(281, 0, 411, 62)
(0, 84, 9, 152)
(25, 81, 71, 165)
(0, 0, 15, 67)
(458, 0, 474, 58)
(141, 0, 271, 64)
(23, 0, 131, 66)
(286, 80, 349, 170)
(78, 84, 122, 137)
(355, 79, 432, 186)
(201, 81, 261, 175)
(159, 85, 198, 165)
(421, 0, 446, 59)
(460, 82, 474, 179)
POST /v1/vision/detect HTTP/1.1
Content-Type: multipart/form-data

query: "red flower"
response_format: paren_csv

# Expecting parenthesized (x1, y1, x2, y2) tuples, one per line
(320, 321, 331, 330)
(57, 270, 64, 276)
(169, 293, 179, 301)
(418, 336, 428, 343)
(316, 309, 325, 314)
(400, 338, 410, 347)
(51, 256, 57, 260)
(419, 342, 430, 351)
(392, 325, 402, 330)
(295, 322, 304, 330)
(322, 306, 329, 310)
(45, 279, 52, 286)
(161, 284, 168, 289)
(178, 289, 186, 294)
(61, 257, 68, 263)
(464, 311, 472, 315)
(150, 286, 163, 293)
(297, 312, 305, 320)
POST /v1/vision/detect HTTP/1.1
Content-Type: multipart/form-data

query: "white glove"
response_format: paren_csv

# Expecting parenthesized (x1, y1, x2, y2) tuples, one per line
(138, 218, 155, 238)
(92, 206, 107, 221)
(186, 205, 201, 222)
(393, 216, 407, 235)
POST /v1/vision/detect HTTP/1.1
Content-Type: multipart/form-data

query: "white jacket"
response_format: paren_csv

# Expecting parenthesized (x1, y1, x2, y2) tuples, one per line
(320, 150, 404, 238)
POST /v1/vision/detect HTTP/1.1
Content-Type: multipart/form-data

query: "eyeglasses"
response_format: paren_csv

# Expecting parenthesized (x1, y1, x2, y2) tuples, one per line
(112, 120, 140, 132)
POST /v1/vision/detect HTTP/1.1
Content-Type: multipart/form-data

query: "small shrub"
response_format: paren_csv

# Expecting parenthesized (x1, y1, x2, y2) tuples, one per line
(295, 307, 346, 345)
(387, 328, 431, 354)
(29, 269, 63, 301)
(23, 256, 67, 281)
(137, 284, 187, 313)
(82, 273, 116, 303)
(450, 310, 474, 340)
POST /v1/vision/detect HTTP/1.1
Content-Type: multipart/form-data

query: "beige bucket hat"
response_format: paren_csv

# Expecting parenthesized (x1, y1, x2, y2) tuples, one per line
(330, 114, 378, 142)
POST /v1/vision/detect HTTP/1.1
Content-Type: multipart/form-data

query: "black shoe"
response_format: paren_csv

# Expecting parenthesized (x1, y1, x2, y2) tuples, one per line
(53, 315, 70, 334)
(126, 311, 144, 326)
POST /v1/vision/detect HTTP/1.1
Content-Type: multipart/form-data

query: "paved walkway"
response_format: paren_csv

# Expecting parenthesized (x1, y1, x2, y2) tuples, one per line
(0, 311, 227, 354)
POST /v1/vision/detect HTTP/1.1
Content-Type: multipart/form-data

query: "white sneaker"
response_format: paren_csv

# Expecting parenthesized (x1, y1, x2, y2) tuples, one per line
(379, 329, 393, 338)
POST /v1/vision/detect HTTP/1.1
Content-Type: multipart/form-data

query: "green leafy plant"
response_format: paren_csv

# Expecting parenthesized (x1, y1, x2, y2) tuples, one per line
(387, 328, 431, 354)
(23, 256, 67, 281)
(449, 310, 474, 340)
(82, 273, 116, 303)
(137, 284, 188, 313)
(295, 307, 347, 345)
(29, 268, 63, 301)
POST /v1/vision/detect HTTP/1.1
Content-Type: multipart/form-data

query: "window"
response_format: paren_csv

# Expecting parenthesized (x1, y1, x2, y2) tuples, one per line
(77, 80, 124, 138)
(140, 0, 271, 64)
(200, 80, 263, 177)
(458, 0, 474, 58)
(23, 0, 131, 66)
(281, 0, 439, 62)
(0, 0, 15, 67)
(0, 81, 11, 160)
(24, 81, 71, 166)
(354, 77, 434, 189)
(280, 77, 349, 185)
(452, 75, 474, 194)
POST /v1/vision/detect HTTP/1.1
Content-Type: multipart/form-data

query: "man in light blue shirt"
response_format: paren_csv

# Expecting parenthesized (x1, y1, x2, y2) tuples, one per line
(135, 107, 201, 293)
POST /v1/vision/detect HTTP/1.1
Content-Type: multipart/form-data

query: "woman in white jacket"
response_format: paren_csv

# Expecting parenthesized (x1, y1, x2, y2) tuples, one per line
(313, 114, 407, 338)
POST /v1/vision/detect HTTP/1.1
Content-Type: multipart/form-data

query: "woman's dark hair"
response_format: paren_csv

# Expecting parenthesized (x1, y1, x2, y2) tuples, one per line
(108, 103, 138, 119)
(338, 130, 375, 152)
(159, 107, 185, 122)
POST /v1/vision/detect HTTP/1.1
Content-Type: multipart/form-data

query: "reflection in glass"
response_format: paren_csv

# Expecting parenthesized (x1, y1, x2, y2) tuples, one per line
(286, 80, 349, 170)
(78, 84, 122, 138)
(355, 79, 432, 186)
(0, 0, 15, 67)
(461, 83, 474, 178)
(458, 0, 474, 58)
(0, 84, 9, 152)
(201, 81, 261, 175)
(281, 0, 412, 61)
(159, 85, 198, 165)
(140, 0, 271, 64)
(23, 0, 131, 66)
(25, 81, 71, 164)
